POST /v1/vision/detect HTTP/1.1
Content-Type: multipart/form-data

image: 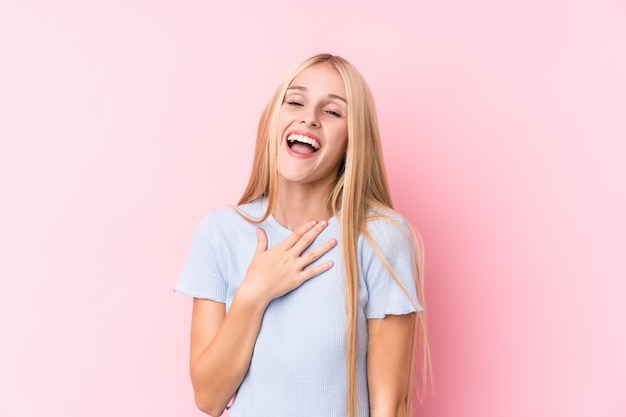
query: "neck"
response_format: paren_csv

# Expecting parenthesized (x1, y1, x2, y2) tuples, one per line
(272, 180, 335, 231)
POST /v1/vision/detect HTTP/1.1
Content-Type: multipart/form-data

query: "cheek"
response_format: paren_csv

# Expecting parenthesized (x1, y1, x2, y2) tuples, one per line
(334, 139, 348, 163)
(276, 108, 292, 129)
(335, 121, 348, 143)
(276, 114, 286, 131)
(337, 128, 348, 151)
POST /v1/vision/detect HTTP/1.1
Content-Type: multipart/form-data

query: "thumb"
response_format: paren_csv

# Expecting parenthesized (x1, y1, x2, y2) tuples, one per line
(255, 228, 268, 254)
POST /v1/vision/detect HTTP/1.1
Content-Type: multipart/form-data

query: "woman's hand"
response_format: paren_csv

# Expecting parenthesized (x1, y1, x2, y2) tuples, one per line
(238, 220, 337, 305)
(189, 220, 336, 415)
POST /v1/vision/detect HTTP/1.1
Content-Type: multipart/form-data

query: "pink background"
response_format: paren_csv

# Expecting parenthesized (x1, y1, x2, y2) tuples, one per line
(1, 1, 625, 416)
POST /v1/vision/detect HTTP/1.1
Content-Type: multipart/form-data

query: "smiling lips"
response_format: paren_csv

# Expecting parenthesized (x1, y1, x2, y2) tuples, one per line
(287, 133, 320, 154)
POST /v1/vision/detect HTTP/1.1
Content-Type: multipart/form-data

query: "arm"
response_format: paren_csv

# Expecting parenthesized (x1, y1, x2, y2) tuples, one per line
(189, 296, 262, 416)
(367, 313, 416, 417)
(189, 220, 336, 416)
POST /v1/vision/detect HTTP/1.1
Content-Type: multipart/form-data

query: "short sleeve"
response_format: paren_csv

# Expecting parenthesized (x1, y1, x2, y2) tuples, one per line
(360, 215, 423, 319)
(174, 213, 227, 302)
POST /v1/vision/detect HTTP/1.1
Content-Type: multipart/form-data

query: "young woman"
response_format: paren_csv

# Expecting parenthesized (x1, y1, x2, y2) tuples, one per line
(176, 53, 429, 417)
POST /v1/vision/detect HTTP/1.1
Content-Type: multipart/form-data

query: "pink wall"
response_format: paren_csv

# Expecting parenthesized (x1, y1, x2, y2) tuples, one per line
(1, 1, 625, 416)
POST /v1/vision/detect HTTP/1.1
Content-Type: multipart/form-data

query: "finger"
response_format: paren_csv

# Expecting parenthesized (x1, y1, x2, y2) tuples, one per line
(298, 260, 335, 283)
(254, 228, 268, 255)
(298, 238, 337, 267)
(280, 220, 318, 249)
(291, 220, 329, 255)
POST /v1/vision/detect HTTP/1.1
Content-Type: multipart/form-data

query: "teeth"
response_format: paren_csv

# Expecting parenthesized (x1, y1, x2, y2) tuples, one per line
(287, 134, 320, 150)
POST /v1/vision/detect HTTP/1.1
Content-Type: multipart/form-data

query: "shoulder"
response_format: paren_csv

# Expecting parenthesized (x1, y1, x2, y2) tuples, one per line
(191, 199, 265, 244)
(198, 199, 267, 229)
(362, 207, 416, 246)
(358, 206, 424, 265)
(196, 206, 238, 231)
(358, 206, 422, 315)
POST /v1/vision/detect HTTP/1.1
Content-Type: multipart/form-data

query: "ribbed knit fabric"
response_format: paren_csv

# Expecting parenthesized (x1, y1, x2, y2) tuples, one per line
(175, 199, 421, 417)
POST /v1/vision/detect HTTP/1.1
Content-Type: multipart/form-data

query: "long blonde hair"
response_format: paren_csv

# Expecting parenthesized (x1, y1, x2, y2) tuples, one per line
(238, 53, 430, 416)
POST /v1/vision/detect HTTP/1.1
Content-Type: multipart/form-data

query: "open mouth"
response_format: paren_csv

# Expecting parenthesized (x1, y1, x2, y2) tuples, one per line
(287, 133, 320, 154)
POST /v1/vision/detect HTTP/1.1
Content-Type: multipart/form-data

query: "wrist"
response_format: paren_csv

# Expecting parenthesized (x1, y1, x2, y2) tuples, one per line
(233, 282, 271, 313)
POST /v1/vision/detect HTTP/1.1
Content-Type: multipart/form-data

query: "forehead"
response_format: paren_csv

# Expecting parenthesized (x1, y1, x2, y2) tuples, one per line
(288, 63, 346, 99)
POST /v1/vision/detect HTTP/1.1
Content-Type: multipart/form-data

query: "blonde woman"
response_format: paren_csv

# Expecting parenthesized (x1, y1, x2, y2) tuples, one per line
(176, 53, 429, 417)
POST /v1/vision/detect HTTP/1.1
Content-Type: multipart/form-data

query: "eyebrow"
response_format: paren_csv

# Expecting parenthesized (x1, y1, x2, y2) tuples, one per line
(287, 86, 348, 104)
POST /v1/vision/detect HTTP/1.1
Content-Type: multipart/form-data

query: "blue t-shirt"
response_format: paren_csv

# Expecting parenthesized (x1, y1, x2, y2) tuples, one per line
(176, 199, 421, 417)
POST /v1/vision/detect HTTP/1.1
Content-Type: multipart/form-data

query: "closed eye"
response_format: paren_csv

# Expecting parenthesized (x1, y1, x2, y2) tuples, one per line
(286, 101, 303, 107)
(325, 110, 341, 118)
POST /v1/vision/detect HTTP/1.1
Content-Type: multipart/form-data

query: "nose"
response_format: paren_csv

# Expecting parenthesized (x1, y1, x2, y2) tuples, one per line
(300, 110, 319, 127)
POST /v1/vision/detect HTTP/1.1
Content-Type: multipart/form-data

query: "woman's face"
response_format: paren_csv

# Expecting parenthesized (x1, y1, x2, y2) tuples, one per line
(275, 62, 348, 190)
